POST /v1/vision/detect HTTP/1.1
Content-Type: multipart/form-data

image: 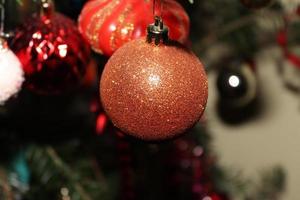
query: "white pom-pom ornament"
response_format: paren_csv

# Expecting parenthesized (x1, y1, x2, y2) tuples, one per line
(0, 39, 24, 105)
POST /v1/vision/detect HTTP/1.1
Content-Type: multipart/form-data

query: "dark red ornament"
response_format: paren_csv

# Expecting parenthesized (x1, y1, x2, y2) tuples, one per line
(11, 2, 90, 94)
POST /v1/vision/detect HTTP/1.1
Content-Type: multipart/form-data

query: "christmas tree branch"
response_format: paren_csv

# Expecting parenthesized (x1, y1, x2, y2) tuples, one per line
(26, 145, 94, 200)
(45, 147, 93, 200)
(90, 157, 108, 189)
(194, 5, 284, 55)
(196, 14, 256, 51)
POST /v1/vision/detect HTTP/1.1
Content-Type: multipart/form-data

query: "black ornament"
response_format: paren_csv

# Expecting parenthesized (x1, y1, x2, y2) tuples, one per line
(216, 60, 260, 124)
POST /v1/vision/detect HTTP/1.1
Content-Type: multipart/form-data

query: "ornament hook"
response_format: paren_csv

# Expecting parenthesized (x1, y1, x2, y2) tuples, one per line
(153, 0, 163, 18)
(0, 0, 14, 39)
(0, 0, 5, 35)
(39, 0, 54, 19)
(0, 0, 8, 50)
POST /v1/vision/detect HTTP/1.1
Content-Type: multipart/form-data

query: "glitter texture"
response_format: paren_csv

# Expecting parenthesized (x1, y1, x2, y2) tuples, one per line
(100, 39, 208, 141)
(0, 49, 24, 105)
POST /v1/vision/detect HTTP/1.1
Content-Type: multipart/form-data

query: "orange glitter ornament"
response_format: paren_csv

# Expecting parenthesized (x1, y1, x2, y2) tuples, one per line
(100, 19, 208, 140)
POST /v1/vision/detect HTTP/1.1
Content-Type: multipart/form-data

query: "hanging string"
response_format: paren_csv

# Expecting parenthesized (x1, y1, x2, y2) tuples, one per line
(0, 0, 5, 35)
(153, 0, 163, 19)
(147, 0, 168, 44)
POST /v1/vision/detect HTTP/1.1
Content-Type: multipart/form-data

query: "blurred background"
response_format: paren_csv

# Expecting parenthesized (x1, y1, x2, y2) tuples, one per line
(1, 0, 300, 199)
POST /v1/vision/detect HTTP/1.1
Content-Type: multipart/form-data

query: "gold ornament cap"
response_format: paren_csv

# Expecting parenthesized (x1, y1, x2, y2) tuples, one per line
(147, 16, 169, 45)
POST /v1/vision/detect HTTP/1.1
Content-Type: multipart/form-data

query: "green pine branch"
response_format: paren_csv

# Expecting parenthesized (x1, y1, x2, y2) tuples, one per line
(25, 145, 92, 200)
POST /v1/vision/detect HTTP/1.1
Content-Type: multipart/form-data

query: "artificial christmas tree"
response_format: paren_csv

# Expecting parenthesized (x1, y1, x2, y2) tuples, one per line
(0, 0, 290, 199)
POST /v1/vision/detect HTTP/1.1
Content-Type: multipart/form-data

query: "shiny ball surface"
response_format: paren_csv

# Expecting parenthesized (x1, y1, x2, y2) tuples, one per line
(240, 0, 272, 9)
(100, 39, 208, 141)
(11, 13, 90, 94)
(78, 0, 189, 56)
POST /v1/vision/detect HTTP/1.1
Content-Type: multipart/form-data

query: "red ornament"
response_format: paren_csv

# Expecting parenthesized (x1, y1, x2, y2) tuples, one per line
(277, 15, 300, 69)
(11, 2, 90, 94)
(277, 11, 300, 91)
(100, 38, 208, 141)
(78, 0, 189, 56)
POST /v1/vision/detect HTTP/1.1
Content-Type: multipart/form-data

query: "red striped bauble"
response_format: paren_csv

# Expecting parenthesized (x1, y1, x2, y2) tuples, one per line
(78, 0, 190, 56)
